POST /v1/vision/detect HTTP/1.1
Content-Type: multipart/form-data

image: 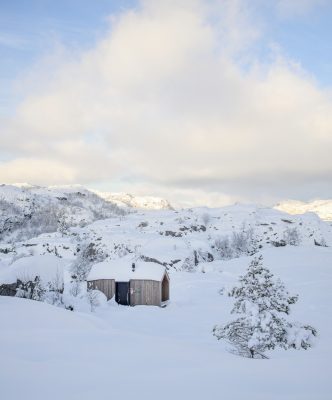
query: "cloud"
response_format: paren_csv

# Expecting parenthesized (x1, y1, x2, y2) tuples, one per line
(1, 0, 332, 206)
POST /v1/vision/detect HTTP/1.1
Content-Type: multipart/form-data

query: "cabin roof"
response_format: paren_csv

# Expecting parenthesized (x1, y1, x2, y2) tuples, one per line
(87, 257, 166, 282)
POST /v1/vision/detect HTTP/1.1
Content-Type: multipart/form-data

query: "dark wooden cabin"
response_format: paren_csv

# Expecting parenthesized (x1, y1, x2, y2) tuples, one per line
(87, 258, 170, 307)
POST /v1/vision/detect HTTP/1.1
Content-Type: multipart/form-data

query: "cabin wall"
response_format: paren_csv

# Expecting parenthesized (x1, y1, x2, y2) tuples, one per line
(88, 279, 115, 300)
(130, 280, 161, 306)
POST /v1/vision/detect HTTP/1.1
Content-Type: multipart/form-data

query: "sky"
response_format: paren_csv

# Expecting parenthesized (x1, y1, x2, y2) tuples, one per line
(0, 0, 332, 207)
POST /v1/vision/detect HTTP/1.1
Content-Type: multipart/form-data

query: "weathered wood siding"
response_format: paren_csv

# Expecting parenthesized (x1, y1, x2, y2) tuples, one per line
(130, 280, 161, 306)
(87, 279, 115, 300)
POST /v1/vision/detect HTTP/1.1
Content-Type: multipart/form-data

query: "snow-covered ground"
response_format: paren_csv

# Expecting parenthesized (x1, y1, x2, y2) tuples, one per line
(0, 186, 332, 399)
(1, 246, 331, 400)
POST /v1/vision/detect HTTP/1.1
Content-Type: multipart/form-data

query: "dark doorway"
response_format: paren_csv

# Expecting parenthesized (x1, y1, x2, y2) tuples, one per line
(115, 282, 130, 305)
(162, 275, 169, 302)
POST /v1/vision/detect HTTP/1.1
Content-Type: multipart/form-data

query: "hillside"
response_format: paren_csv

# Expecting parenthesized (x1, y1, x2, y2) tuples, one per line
(0, 201, 331, 270)
(0, 184, 125, 242)
(275, 199, 332, 221)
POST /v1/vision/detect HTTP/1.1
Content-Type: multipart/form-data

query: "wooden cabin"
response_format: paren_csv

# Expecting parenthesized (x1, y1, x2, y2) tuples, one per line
(87, 258, 170, 307)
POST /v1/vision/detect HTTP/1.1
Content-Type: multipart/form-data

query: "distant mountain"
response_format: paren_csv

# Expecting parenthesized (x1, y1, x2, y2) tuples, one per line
(92, 191, 173, 210)
(0, 184, 125, 241)
(275, 200, 332, 221)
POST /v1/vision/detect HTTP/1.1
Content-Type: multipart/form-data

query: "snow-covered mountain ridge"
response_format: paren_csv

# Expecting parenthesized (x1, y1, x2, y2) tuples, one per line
(275, 199, 332, 221)
(6, 184, 173, 211)
(0, 184, 125, 241)
(92, 190, 173, 210)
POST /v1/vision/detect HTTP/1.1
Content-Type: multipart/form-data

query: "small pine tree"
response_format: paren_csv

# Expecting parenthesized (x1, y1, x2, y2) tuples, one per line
(31, 276, 46, 301)
(213, 255, 317, 358)
(57, 210, 69, 236)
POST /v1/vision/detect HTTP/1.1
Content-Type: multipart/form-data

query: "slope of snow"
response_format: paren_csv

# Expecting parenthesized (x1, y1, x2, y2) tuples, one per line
(0, 246, 331, 400)
(275, 199, 332, 221)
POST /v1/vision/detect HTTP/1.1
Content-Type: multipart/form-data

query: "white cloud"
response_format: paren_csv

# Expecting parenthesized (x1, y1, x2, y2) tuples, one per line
(1, 0, 332, 206)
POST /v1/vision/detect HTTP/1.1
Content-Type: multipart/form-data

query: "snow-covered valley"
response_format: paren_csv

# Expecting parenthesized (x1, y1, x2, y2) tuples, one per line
(0, 185, 331, 399)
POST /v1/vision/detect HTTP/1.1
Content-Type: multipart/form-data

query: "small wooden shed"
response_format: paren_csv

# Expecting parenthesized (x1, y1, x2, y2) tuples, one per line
(87, 258, 170, 307)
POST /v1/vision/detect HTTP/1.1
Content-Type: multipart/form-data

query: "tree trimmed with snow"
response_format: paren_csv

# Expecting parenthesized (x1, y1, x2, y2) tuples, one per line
(213, 255, 317, 358)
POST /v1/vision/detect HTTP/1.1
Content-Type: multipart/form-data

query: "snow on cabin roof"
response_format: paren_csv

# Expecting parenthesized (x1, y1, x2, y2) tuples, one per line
(87, 258, 166, 282)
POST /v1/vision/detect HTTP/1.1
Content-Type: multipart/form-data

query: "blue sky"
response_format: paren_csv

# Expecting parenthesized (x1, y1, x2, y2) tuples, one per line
(262, 2, 332, 87)
(0, 0, 134, 113)
(0, 0, 332, 205)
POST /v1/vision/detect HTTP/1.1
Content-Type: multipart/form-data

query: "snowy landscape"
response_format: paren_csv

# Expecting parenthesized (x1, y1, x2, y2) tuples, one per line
(0, 184, 331, 399)
(1, 1, 332, 399)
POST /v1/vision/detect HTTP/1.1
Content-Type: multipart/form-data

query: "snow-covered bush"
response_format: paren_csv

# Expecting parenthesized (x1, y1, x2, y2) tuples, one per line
(231, 227, 258, 257)
(45, 269, 64, 306)
(16, 275, 46, 301)
(87, 289, 107, 312)
(62, 283, 106, 312)
(112, 243, 133, 258)
(213, 236, 233, 259)
(182, 249, 213, 272)
(181, 251, 198, 272)
(69, 280, 82, 297)
(71, 241, 107, 282)
(284, 227, 301, 246)
(314, 238, 327, 247)
(213, 227, 258, 260)
(213, 256, 317, 358)
(231, 231, 247, 256)
(68, 241, 108, 304)
(70, 261, 91, 284)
